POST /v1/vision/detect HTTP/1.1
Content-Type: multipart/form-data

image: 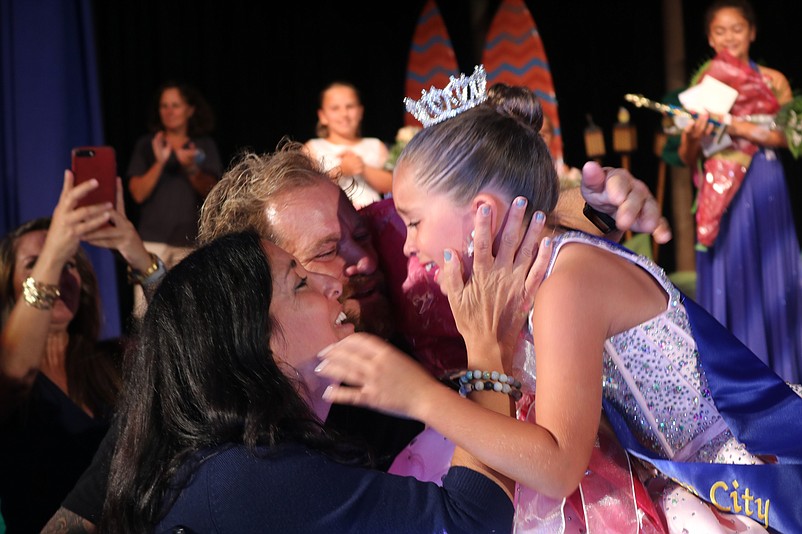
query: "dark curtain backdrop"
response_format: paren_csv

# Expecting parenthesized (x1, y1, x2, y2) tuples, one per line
(91, 1, 801, 274)
(92, 0, 668, 291)
(1, 0, 120, 339)
(91, 0, 669, 190)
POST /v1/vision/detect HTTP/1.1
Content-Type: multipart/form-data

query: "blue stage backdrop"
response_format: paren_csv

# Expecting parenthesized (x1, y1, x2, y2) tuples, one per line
(1, 0, 121, 339)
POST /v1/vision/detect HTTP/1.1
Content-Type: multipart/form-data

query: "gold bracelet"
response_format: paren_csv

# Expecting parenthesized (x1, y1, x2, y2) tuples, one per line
(22, 276, 60, 310)
(127, 252, 161, 285)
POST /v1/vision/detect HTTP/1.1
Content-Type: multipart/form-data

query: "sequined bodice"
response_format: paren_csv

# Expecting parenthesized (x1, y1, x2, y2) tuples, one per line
(517, 232, 728, 461)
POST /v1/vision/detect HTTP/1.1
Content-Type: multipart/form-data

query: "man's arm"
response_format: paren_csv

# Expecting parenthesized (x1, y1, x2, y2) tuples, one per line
(41, 508, 96, 534)
(553, 186, 603, 235)
(41, 420, 118, 533)
(555, 161, 672, 243)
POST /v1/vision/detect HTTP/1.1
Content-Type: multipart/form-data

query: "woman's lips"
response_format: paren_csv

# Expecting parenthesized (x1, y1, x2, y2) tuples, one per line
(335, 311, 347, 325)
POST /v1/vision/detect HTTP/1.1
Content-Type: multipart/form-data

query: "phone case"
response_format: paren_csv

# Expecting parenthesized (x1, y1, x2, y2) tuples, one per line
(71, 146, 117, 208)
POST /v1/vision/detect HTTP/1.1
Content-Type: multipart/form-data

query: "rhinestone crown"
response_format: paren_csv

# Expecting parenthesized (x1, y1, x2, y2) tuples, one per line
(404, 65, 488, 128)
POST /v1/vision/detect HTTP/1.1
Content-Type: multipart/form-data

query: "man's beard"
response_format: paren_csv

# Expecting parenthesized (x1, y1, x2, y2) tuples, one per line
(340, 274, 395, 340)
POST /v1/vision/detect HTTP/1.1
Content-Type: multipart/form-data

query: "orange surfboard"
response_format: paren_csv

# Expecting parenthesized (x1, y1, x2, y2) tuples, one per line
(482, 0, 562, 158)
(404, 0, 460, 127)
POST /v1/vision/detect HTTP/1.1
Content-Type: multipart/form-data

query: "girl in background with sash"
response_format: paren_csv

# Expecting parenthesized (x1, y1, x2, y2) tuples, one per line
(318, 69, 802, 533)
(678, 0, 802, 383)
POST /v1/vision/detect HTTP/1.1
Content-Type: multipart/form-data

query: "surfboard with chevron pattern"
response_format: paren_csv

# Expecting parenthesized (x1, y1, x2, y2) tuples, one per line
(482, 0, 562, 158)
(404, 0, 460, 127)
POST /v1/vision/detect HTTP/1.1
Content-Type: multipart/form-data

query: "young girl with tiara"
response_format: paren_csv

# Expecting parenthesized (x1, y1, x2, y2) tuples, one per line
(318, 66, 802, 533)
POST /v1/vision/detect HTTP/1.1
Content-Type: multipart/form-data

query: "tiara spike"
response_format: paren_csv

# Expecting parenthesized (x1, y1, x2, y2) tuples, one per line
(404, 65, 488, 128)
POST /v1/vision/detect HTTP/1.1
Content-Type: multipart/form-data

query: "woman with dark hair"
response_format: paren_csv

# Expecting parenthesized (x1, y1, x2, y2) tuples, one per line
(127, 81, 223, 314)
(100, 230, 526, 533)
(0, 172, 161, 532)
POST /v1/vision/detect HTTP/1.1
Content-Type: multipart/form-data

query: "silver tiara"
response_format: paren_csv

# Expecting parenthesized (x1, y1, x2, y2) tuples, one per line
(404, 65, 488, 128)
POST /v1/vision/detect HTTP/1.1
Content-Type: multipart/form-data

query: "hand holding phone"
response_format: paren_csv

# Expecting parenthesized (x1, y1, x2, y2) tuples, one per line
(71, 146, 117, 208)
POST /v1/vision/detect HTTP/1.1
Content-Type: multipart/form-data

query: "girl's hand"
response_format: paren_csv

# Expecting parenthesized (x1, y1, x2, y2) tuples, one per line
(677, 112, 715, 169)
(439, 197, 551, 370)
(83, 178, 152, 272)
(338, 150, 364, 176)
(315, 332, 442, 421)
(684, 112, 714, 143)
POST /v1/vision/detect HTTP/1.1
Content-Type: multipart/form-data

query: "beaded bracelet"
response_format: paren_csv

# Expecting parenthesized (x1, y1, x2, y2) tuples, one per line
(442, 369, 523, 402)
(22, 276, 61, 310)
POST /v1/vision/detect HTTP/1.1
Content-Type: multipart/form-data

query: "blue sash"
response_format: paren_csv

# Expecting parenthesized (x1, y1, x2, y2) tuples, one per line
(603, 294, 802, 533)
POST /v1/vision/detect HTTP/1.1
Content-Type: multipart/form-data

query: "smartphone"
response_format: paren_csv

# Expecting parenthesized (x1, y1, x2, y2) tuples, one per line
(70, 146, 117, 208)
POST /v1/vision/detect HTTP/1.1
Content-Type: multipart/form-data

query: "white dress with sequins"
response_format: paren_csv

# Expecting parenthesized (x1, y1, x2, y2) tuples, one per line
(512, 232, 800, 534)
(564, 233, 756, 466)
(390, 231, 800, 533)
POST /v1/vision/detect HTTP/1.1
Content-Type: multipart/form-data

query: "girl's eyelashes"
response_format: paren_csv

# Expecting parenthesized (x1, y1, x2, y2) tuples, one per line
(406, 221, 419, 229)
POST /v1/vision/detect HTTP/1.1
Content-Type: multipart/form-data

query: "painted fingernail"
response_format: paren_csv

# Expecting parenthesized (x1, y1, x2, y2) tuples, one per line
(480, 205, 490, 216)
(317, 343, 335, 358)
(322, 385, 335, 400)
(515, 197, 527, 207)
(314, 360, 328, 373)
(535, 211, 545, 222)
(444, 250, 452, 261)
(543, 237, 551, 247)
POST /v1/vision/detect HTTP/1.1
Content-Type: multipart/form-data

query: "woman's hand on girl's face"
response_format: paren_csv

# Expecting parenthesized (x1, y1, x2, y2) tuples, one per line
(439, 198, 551, 370)
(315, 332, 440, 421)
